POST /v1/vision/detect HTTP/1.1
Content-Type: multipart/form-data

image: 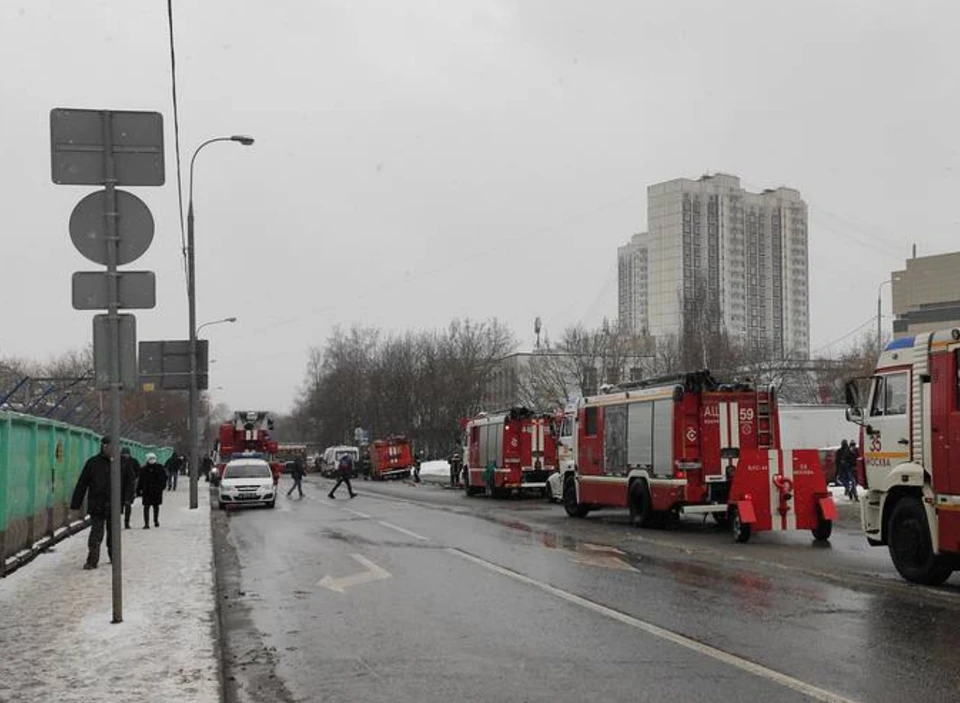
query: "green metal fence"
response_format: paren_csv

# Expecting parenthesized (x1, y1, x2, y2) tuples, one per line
(0, 410, 173, 568)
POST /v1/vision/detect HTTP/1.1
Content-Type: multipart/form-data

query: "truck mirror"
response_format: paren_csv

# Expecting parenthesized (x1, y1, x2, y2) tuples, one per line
(844, 380, 860, 408)
(845, 406, 863, 425)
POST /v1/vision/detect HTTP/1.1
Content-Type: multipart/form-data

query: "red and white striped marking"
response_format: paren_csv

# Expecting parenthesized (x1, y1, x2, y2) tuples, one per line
(715, 401, 740, 481)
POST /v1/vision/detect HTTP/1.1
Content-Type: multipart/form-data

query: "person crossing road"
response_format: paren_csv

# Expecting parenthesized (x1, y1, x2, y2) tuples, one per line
(287, 455, 306, 498)
(328, 453, 357, 499)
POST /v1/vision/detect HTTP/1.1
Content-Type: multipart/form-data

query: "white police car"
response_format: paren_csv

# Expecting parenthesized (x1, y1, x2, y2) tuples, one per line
(218, 458, 276, 510)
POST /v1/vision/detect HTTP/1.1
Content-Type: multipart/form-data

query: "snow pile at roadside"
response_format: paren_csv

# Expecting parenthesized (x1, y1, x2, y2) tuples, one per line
(418, 459, 451, 477)
(0, 488, 220, 703)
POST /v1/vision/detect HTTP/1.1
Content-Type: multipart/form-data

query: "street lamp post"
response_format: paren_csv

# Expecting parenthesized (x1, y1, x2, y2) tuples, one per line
(187, 136, 253, 509)
(878, 279, 893, 353)
(193, 317, 236, 486)
(197, 317, 238, 336)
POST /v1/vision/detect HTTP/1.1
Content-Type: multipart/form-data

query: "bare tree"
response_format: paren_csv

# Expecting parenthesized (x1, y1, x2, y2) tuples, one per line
(291, 318, 515, 457)
(513, 321, 656, 408)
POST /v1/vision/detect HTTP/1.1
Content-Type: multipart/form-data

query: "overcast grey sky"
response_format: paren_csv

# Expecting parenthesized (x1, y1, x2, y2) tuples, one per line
(2, 1, 958, 413)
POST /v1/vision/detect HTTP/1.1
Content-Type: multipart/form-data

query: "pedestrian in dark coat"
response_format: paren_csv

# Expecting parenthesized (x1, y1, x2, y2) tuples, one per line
(138, 453, 166, 528)
(847, 441, 860, 501)
(70, 436, 114, 570)
(328, 454, 357, 499)
(120, 447, 140, 529)
(201, 455, 214, 482)
(449, 450, 463, 488)
(164, 454, 181, 491)
(835, 440, 854, 498)
(413, 450, 425, 483)
(287, 455, 306, 498)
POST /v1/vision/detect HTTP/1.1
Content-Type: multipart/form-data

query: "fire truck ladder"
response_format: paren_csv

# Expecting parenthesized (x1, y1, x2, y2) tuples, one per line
(755, 386, 774, 449)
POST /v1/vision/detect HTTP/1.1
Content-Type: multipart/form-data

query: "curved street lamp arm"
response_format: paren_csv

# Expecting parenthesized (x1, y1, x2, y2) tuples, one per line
(189, 137, 234, 208)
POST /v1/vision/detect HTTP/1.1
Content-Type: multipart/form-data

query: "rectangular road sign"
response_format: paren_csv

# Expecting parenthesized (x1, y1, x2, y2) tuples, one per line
(93, 314, 137, 390)
(72, 271, 156, 310)
(138, 340, 209, 391)
(51, 108, 165, 186)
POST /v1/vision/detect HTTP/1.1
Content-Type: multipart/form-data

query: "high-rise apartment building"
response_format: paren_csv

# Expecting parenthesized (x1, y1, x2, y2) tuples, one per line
(619, 173, 809, 358)
(617, 232, 649, 336)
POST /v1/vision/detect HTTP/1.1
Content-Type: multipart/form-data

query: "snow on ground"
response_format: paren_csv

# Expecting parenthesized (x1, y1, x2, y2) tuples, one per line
(829, 483, 864, 502)
(0, 486, 220, 703)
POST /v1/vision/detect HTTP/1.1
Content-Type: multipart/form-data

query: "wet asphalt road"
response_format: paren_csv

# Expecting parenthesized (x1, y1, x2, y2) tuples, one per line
(213, 476, 960, 703)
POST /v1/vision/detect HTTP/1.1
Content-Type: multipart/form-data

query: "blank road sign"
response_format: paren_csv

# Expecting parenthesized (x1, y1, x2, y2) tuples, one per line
(50, 108, 165, 186)
(139, 340, 209, 391)
(69, 189, 155, 266)
(93, 314, 137, 390)
(72, 271, 156, 310)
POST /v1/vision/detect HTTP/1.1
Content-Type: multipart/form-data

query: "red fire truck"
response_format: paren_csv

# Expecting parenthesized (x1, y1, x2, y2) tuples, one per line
(845, 328, 960, 584)
(216, 411, 282, 484)
(560, 371, 836, 542)
(463, 407, 557, 497)
(369, 436, 414, 480)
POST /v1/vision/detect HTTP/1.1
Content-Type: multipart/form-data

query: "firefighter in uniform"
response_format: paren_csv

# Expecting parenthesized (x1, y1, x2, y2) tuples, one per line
(448, 450, 463, 488)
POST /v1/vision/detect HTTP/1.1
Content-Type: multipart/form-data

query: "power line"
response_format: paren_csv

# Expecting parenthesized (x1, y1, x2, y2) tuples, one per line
(808, 207, 904, 260)
(808, 202, 905, 255)
(738, 177, 906, 260)
(810, 314, 879, 356)
(166, 0, 188, 284)
(575, 263, 617, 326)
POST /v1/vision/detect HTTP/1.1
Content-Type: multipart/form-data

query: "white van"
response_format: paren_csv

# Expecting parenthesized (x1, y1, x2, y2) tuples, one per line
(320, 445, 360, 477)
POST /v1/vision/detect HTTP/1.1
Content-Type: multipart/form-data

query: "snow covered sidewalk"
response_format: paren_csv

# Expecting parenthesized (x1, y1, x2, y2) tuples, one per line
(0, 485, 220, 703)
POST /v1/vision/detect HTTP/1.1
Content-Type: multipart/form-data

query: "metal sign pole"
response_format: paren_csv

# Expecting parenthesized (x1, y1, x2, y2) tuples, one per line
(101, 111, 123, 624)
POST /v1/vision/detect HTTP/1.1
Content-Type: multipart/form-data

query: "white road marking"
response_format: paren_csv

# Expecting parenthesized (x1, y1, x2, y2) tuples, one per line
(447, 548, 860, 703)
(318, 554, 392, 593)
(378, 521, 428, 541)
(343, 508, 371, 519)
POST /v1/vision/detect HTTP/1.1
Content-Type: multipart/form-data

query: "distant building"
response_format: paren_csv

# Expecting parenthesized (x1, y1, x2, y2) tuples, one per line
(481, 345, 655, 411)
(481, 352, 580, 411)
(618, 232, 649, 336)
(892, 251, 960, 337)
(620, 173, 810, 358)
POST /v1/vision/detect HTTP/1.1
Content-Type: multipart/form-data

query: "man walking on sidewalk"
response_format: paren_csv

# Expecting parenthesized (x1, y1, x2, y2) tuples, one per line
(287, 455, 306, 498)
(120, 447, 140, 529)
(70, 436, 114, 570)
(164, 454, 181, 491)
(138, 453, 167, 528)
(328, 453, 357, 499)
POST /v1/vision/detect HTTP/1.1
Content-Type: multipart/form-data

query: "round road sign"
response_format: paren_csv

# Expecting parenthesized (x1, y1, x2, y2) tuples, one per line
(69, 189, 154, 266)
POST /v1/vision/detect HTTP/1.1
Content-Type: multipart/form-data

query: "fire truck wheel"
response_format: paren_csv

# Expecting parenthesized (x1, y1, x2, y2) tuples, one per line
(712, 511, 730, 528)
(888, 497, 953, 585)
(563, 476, 589, 518)
(731, 508, 752, 543)
(811, 513, 832, 542)
(628, 481, 654, 528)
